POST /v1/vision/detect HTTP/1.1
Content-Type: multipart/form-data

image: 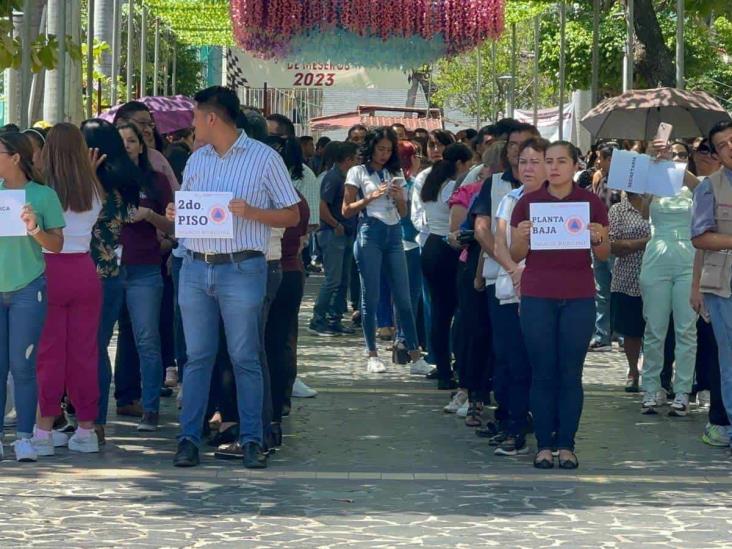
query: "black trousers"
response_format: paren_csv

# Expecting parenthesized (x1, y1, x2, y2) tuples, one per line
(266, 271, 305, 423)
(454, 246, 492, 400)
(420, 234, 460, 381)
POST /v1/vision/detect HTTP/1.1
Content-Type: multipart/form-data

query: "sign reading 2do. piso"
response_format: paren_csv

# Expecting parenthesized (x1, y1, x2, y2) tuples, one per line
(529, 202, 590, 250)
(174, 191, 234, 239)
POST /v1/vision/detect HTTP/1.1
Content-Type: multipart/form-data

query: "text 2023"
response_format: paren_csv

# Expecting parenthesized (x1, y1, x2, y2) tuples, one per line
(293, 73, 336, 86)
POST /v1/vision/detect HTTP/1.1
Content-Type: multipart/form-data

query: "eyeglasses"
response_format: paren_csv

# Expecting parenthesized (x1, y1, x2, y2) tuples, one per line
(129, 117, 155, 129)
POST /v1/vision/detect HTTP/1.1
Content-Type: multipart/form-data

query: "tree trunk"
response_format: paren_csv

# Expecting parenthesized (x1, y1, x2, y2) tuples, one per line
(631, 0, 675, 87)
(94, 0, 115, 76)
(29, 0, 48, 124)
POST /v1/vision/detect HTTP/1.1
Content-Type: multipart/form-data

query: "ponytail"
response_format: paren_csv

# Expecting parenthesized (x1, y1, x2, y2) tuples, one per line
(421, 142, 472, 202)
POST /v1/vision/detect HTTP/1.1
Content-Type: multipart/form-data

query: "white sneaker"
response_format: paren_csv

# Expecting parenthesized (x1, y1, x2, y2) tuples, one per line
(410, 358, 432, 376)
(292, 378, 318, 398)
(456, 400, 470, 418)
(367, 357, 387, 373)
(641, 393, 657, 414)
(669, 393, 690, 417)
(4, 408, 17, 427)
(443, 389, 468, 413)
(52, 430, 69, 448)
(656, 390, 668, 406)
(68, 431, 100, 453)
(165, 366, 179, 388)
(13, 438, 38, 462)
(697, 390, 711, 409)
(31, 432, 55, 457)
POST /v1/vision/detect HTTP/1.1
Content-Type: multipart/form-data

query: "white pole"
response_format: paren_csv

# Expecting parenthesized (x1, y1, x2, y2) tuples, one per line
(171, 44, 177, 95)
(20, 1, 32, 128)
(110, 0, 119, 105)
(153, 17, 160, 95)
(86, 0, 94, 119)
(476, 48, 481, 128)
(510, 23, 517, 118)
(56, 0, 66, 122)
(139, 5, 146, 97)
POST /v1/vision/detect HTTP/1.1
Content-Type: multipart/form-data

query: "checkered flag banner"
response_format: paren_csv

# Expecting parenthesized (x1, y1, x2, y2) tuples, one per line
(226, 48, 248, 90)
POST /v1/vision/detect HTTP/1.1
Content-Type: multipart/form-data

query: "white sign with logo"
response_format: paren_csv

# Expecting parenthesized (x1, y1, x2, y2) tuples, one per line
(529, 202, 590, 250)
(607, 150, 686, 197)
(175, 191, 233, 239)
(0, 190, 27, 237)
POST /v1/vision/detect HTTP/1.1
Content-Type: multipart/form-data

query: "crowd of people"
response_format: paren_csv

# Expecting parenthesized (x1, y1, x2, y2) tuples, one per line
(1, 85, 731, 470)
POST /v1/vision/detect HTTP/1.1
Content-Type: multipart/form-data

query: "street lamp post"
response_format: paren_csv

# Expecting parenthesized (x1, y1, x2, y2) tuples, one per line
(126, 0, 134, 101)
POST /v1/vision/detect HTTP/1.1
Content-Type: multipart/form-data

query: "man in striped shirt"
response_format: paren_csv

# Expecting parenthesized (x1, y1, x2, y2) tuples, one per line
(167, 86, 300, 469)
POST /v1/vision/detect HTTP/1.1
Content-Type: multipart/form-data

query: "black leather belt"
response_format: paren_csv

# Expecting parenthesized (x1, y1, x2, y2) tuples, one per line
(189, 250, 263, 264)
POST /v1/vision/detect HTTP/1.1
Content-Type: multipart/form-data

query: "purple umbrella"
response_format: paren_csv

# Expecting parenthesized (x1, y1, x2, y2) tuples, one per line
(101, 95, 195, 135)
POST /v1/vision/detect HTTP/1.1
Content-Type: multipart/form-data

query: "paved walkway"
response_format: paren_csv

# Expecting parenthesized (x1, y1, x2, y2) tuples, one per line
(1, 275, 731, 547)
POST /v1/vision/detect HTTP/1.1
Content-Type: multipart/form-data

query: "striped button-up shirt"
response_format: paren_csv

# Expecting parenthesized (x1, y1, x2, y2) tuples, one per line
(180, 131, 300, 254)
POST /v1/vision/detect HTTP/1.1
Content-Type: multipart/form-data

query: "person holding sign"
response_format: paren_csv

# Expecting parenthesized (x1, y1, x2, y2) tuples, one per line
(510, 141, 609, 470)
(638, 139, 701, 417)
(167, 86, 300, 469)
(0, 132, 65, 462)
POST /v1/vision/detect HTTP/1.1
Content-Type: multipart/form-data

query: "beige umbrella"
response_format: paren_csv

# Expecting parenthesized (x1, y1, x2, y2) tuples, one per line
(581, 87, 731, 140)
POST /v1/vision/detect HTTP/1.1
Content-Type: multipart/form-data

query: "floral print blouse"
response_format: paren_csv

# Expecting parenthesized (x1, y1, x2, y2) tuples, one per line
(91, 189, 134, 279)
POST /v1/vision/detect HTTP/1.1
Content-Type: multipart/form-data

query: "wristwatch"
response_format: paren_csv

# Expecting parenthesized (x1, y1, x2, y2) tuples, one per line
(28, 225, 41, 236)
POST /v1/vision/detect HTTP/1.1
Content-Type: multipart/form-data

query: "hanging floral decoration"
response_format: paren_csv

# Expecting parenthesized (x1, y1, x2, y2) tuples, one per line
(229, 0, 505, 68)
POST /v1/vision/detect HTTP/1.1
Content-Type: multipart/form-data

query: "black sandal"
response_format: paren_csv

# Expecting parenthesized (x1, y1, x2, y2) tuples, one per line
(558, 451, 579, 469)
(533, 451, 554, 469)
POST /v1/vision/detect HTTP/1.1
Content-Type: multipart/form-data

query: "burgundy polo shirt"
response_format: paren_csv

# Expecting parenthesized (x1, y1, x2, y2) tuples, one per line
(511, 183, 609, 300)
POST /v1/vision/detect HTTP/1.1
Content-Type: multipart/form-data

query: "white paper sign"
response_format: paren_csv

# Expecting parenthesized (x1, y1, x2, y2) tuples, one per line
(0, 190, 27, 237)
(175, 191, 234, 239)
(530, 202, 590, 250)
(607, 150, 686, 197)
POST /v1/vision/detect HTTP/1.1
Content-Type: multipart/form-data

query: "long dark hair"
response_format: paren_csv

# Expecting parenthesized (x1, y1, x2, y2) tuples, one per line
(421, 143, 473, 202)
(0, 132, 42, 183)
(117, 122, 158, 202)
(362, 127, 401, 175)
(81, 118, 142, 206)
(263, 135, 305, 180)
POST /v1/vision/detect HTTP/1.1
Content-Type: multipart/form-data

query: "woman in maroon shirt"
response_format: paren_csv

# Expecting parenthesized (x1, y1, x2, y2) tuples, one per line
(265, 191, 310, 446)
(510, 141, 610, 470)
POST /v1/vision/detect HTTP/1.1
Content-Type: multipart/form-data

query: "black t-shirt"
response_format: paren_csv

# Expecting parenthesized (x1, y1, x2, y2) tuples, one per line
(319, 165, 357, 234)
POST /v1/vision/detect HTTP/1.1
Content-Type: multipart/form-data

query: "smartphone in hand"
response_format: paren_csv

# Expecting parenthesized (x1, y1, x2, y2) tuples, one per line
(655, 122, 673, 144)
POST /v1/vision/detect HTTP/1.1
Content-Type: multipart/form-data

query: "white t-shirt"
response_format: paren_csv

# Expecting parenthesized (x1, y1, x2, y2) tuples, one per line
(482, 172, 516, 283)
(45, 194, 102, 254)
(462, 163, 485, 187)
(345, 165, 404, 226)
(292, 164, 320, 226)
(492, 187, 525, 303)
(411, 167, 431, 246)
(422, 179, 456, 237)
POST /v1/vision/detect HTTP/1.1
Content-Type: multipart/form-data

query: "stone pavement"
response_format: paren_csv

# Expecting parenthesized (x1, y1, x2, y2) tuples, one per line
(1, 274, 731, 548)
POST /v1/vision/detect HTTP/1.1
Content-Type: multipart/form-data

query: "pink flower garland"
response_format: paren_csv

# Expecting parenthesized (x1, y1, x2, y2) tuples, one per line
(229, 0, 505, 62)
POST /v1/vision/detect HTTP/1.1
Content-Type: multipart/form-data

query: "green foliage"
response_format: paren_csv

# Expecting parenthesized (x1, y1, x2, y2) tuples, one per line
(0, 0, 62, 72)
(145, 0, 232, 47)
(433, 0, 732, 119)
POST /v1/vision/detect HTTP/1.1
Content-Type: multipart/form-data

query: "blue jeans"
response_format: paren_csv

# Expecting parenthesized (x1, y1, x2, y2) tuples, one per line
(702, 294, 732, 444)
(0, 275, 47, 438)
(312, 230, 353, 323)
(178, 254, 267, 446)
(97, 274, 124, 424)
(493, 301, 530, 436)
(171, 256, 187, 376)
(396, 247, 422, 344)
(377, 270, 394, 328)
(122, 264, 164, 414)
(353, 218, 419, 353)
(592, 256, 613, 345)
(520, 296, 595, 451)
